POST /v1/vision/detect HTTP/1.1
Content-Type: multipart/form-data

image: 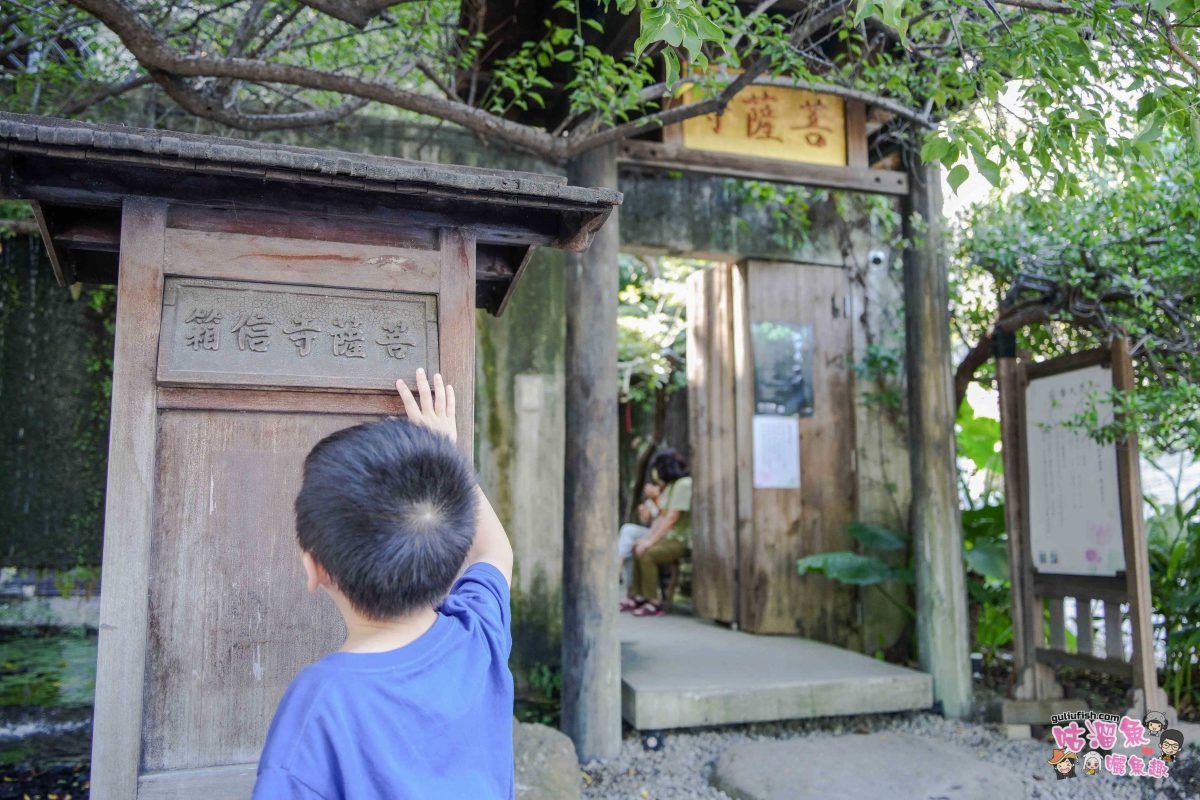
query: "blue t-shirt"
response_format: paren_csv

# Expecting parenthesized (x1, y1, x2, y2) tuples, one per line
(252, 563, 515, 800)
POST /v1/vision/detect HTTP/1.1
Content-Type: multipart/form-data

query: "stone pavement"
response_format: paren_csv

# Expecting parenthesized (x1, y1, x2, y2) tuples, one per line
(711, 731, 1027, 800)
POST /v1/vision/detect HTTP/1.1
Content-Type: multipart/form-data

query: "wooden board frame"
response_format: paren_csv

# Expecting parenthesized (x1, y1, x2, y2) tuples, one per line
(88, 198, 479, 798)
(998, 339, 1168, 718)
(618, 140, 908, 196)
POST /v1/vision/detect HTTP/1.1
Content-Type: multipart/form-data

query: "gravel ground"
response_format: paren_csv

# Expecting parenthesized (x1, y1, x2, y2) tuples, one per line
(580, 711, 1200, 800)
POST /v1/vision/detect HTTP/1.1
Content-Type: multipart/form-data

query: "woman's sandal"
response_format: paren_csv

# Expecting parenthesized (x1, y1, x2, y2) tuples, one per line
(632, 601, 664, 617)
(619, 597, 644, 612)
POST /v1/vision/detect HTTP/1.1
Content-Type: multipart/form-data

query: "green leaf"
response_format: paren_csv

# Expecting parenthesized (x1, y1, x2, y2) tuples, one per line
(920, 135, 951, 164)
(965, 540, 1010, 581)
(1136, 92, 1157, 121)
(973, 151, 1002, 187)
(848, 521, 907, 551)
(797, 551, 896, 585)
(853, 0, 878, 27)
(947, 164, 970, 191)
(663, 48, 680, 89)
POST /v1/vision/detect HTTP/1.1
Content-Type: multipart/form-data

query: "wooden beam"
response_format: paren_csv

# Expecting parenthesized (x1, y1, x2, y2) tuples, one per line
(1035, 647, 1134, 679)
(561, 142, 622, 760)
(1031, 572, 1128, 603)
(903, 158, 972, 718)
(845, 101, 869, 168)
(618, 140, 908, 196)
(29, 201, 74, 286)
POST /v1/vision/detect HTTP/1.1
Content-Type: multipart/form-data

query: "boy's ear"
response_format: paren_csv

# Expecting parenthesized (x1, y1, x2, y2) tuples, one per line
(300, 550, 333, 594)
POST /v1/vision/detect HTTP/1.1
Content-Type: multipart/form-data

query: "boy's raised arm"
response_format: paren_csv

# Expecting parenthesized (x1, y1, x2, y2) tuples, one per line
(396, 369, 513, 586)
(466, 483, 513, 586)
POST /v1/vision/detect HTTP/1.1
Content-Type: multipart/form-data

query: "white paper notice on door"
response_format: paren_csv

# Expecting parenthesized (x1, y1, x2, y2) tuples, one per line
(752, 414, 801, 489)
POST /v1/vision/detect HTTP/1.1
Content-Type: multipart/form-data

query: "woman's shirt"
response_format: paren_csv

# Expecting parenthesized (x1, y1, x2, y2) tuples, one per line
(662, 477, 693, 545)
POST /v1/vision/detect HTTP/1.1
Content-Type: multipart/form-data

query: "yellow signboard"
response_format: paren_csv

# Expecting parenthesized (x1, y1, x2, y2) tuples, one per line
(679, 85, 847, 167)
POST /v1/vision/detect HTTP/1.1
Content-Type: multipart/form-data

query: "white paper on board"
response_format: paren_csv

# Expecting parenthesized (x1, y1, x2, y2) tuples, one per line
(1024, 364, 1125, 576)
(752, 414, 800, 489)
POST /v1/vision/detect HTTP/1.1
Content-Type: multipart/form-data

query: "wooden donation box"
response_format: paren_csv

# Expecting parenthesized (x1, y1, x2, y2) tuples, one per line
(0, 113, 619, 798)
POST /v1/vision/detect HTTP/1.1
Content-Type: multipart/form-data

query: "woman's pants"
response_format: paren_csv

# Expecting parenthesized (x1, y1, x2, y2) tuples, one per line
(633, 538, 688, 601)
(617, 523, 649, 588)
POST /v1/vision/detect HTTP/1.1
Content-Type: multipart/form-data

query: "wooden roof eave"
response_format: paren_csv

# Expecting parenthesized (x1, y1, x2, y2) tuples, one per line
(0, 112, 621, 315)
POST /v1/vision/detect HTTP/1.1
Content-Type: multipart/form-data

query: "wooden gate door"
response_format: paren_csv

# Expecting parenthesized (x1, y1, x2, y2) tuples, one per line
(687, 260, 856, 640)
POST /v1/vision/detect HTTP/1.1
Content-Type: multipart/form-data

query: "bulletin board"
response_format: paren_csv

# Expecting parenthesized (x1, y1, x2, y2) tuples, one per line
(1024, 363, 1125, 576)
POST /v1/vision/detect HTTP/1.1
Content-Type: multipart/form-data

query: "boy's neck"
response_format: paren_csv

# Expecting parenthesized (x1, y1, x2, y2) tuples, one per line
(333, 598, 440, 654)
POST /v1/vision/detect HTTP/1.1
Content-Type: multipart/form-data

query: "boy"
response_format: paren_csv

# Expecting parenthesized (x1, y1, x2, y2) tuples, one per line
(253, 369, 515, 799)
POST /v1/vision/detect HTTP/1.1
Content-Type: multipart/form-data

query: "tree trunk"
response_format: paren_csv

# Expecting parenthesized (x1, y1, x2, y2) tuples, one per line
(561, 143, 622, 761)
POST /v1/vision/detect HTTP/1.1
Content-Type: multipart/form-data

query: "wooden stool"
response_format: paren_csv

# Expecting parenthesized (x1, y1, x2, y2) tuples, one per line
(658, 548, 691, 611)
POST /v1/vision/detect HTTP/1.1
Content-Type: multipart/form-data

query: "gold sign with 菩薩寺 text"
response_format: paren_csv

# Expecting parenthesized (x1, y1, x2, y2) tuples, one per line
(679, 85, 847, 167)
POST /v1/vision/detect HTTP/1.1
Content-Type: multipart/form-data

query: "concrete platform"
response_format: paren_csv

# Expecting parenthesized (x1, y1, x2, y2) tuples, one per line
(619, 613, 933, 730)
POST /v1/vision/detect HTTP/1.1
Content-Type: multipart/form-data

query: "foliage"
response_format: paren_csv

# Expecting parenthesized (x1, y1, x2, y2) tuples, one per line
(616, 254, 699, 405)
(1144, 456, 1200, 715)
(0, 627, 95, 708)
(954, 133, 1200, 455)
(513, 662, 561, 726)
(1, 0, 1194, 185)
(854, 343, 905, 418)
(797, 520, 914, 618)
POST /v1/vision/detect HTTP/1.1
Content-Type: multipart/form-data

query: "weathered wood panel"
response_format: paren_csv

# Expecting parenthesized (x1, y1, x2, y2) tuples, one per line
(738, 261, 856, 640)
(163, 228, 441, 294)
(142, 410, 363, 770)
(90, 198, 167, 799)
(686, 263, 738, 623)
(438, 229, 477, 463)
(730, 263, 754, 631)
(139, 764, 255, 799)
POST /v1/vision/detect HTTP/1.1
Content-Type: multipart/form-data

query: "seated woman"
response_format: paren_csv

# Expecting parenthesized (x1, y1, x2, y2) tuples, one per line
(616, 481, 661, 591)
(622, 449, 691, 617)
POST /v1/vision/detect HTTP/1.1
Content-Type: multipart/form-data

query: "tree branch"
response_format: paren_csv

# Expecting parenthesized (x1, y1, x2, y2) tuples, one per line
(565, 0, 853, 155)
(295, 0, 420, 29)
(155, 73, 371, 131)
(59, 72, 153, 115)
(990, 0, 1073, 12)
(66, 0, 563, 159)
(1161, 14, 1200, 77)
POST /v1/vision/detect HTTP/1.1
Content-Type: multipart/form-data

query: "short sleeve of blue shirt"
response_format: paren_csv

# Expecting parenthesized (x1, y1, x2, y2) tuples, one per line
(252, 563, 515, 800)
(440, 561, 513, 660)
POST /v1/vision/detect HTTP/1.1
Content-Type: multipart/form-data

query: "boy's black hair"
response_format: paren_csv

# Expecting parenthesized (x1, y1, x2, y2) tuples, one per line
(295, 418, 477, 620)
(650, 448, 690, 484)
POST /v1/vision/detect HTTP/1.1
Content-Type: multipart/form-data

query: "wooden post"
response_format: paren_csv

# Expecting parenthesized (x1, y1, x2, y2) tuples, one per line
(1111, 338, 1169, 718)
(562, 143, 622, 760)
(996, 334, 1035, 687)
(903, 159, 972, 718)
(90, 198, 166, 798)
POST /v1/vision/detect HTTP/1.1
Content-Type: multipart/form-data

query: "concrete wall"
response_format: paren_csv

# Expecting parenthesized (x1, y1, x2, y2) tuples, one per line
(474, 251, 566, 672)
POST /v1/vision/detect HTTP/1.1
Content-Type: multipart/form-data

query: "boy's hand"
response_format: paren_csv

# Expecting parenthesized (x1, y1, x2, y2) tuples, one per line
(396, 368, 456, 443)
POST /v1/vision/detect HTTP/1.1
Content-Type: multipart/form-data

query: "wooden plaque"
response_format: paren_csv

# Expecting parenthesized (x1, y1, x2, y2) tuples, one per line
(158, 278, 440, 391)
